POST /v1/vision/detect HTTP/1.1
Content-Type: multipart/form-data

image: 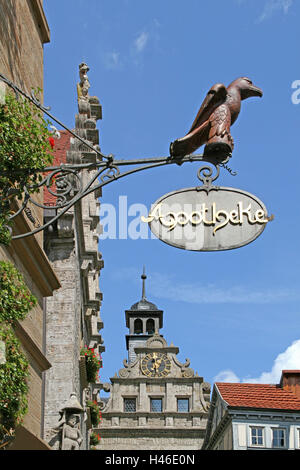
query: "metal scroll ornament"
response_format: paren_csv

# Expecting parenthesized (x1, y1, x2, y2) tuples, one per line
(0, 71, 270, 244)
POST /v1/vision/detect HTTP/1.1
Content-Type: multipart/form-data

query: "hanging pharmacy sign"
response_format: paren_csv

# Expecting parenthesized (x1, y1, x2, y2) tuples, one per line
(142, 185, 273, 252)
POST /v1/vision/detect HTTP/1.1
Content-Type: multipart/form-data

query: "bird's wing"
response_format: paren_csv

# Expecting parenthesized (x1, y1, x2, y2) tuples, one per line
(188, 83, 227, 134)
(208, 103, 231, 140)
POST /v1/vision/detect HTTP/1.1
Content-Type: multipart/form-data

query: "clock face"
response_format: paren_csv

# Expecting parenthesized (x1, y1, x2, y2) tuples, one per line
(141, 352, 171, 377)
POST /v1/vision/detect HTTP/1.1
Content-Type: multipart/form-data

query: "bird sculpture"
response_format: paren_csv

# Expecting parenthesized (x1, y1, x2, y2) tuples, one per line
(169, 77, 263, 160)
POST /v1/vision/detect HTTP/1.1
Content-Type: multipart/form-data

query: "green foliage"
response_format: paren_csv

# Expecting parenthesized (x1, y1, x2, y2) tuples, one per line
(0, 323, 29, 443)
(0, 215, 11, 246)
(81, 346, 102, 383)
(0, 90, 54, 245)
(0, 261, 36, 447)
(87, 400, 102, 427)
(90, 431, 101, 446)
(0, 261, 37, 324)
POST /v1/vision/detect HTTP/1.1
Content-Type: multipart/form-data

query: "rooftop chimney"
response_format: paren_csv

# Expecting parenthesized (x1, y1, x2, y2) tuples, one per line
(280, 370, 300, 399)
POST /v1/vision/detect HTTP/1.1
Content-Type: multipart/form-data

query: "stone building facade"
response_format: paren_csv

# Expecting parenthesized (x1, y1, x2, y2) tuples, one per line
(0, 0, 61, 450)
(43, 64, 105, 450)
(96, 273, 210, 450)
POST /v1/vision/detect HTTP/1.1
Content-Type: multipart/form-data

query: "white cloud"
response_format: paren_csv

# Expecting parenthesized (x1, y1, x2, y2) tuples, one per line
(214, 339, 300, 384)
(257, 0, 293, 22)
(214, 370, 240, 383)
(134, 31, 149, 53)
(104, 51, 122, 70)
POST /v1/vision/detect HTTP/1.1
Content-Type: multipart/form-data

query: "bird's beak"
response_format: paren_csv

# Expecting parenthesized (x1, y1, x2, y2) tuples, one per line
(243, 84, 263, 99)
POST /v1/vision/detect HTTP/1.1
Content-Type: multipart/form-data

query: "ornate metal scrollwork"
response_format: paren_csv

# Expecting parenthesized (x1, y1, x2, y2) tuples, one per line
(0, 72, 238, 240)
(197, 164, 220, 193)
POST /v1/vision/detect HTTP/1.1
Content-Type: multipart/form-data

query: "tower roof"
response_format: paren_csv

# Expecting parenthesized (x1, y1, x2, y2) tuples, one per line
(130, 267, 159, 311)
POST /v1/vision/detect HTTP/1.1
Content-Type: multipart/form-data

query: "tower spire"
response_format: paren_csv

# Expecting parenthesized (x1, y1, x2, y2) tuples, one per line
(141, 266, 147, 300)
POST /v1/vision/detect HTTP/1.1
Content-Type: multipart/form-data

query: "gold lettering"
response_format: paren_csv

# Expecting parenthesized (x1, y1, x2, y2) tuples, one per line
(160, 211, 177, 230)
(213, 210, 230, 235)
(141, 200, 271, 234)
(177, 212, 189, 226)
(229, 209, 240, 224)
(190, 211, 202, 225)
(255, 209, 268, 223)
(238, 202, 256, 224)
(202, 203, 214, 225)
(141, 203, 163, 223)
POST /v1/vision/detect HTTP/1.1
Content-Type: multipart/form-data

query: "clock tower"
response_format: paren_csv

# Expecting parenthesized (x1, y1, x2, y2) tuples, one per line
(96, 270, 211, 450)
(125, 267, 163, 364)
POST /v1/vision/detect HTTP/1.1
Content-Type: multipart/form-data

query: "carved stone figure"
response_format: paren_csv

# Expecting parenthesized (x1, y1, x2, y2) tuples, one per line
(170, 77, 263, 160)
(77, 62, 90, 102)
(61, 414, 83, 450)
(57, 393, 84, 450)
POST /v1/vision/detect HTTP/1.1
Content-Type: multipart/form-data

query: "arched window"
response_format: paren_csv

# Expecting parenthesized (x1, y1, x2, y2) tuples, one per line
(146, 318, 155, 335)
(134, 319, 143, 334)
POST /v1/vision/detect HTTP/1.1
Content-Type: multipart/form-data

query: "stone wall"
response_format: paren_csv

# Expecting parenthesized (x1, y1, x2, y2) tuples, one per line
(0, 0, 49, 95)
(43, 66, 105, 450)
(0, 1, 61, 449)
(97, 334, 210, 450)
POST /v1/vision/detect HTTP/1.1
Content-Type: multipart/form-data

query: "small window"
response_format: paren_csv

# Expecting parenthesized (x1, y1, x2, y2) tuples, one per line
(272, 428, 286, 448)
(124, 398, 136, 412)
(146, 319, 155, 335)
(134, 319, 143, 334)
(250, 427, 264, 447)
(150, 398, 162, 412)
(177, 398, 189, 412)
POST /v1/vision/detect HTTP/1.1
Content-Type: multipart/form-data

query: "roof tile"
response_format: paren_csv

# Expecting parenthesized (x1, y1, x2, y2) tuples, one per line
(216, 382, 300, 411)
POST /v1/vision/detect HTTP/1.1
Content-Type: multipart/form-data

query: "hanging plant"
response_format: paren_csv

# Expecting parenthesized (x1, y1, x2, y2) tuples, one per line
(0, 90, 54, 245)
(0, 261, 37, 324)
(80, 346, 101, 383)
(90, 431, 101, 446)
(87, 400, 102, 427)
(0, 261, 36, 448)
(0, 323, 29, 447)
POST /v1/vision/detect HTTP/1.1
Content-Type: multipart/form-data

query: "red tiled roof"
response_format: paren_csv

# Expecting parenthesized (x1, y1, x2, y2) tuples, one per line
(216, 382, 300, 411)
(44, 130, 72, 206)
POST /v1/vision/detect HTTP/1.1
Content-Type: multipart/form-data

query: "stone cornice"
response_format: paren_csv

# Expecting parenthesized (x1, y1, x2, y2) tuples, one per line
(110, 376, 205, 384)
(93, 427, 206, 437)
(133, 346, 180, 354)
(30, 0, 50, 44)
(101, 411, 208, 418)
(228, 407, 300, 420)
(14, 321, 52, 372)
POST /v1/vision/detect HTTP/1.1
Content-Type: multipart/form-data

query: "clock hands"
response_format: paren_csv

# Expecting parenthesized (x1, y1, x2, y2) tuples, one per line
(151, 354, 164, 374)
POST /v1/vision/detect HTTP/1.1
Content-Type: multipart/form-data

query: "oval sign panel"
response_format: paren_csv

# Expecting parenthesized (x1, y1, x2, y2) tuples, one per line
(142, 187, 272, 251)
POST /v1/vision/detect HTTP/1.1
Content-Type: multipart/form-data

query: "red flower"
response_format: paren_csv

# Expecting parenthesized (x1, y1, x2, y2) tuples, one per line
(48, 137, 55, 149)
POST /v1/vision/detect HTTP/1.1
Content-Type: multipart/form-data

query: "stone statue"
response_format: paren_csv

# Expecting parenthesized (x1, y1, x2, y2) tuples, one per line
(56, 393, 84, 450)
(170, 77, 263, 160)
(61, 413, 83, 450)
(77, 62, 90, 102)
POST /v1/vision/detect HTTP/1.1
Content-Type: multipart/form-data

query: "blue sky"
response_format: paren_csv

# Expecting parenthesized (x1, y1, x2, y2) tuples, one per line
(43, 0, 300, 389)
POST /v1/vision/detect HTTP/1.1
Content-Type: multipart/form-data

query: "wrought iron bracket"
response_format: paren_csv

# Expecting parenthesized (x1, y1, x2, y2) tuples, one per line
(0, 72, 236, 240)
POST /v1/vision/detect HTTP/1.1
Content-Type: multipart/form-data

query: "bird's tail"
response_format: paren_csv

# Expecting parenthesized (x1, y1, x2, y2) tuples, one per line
(170, 121, 209, 157)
